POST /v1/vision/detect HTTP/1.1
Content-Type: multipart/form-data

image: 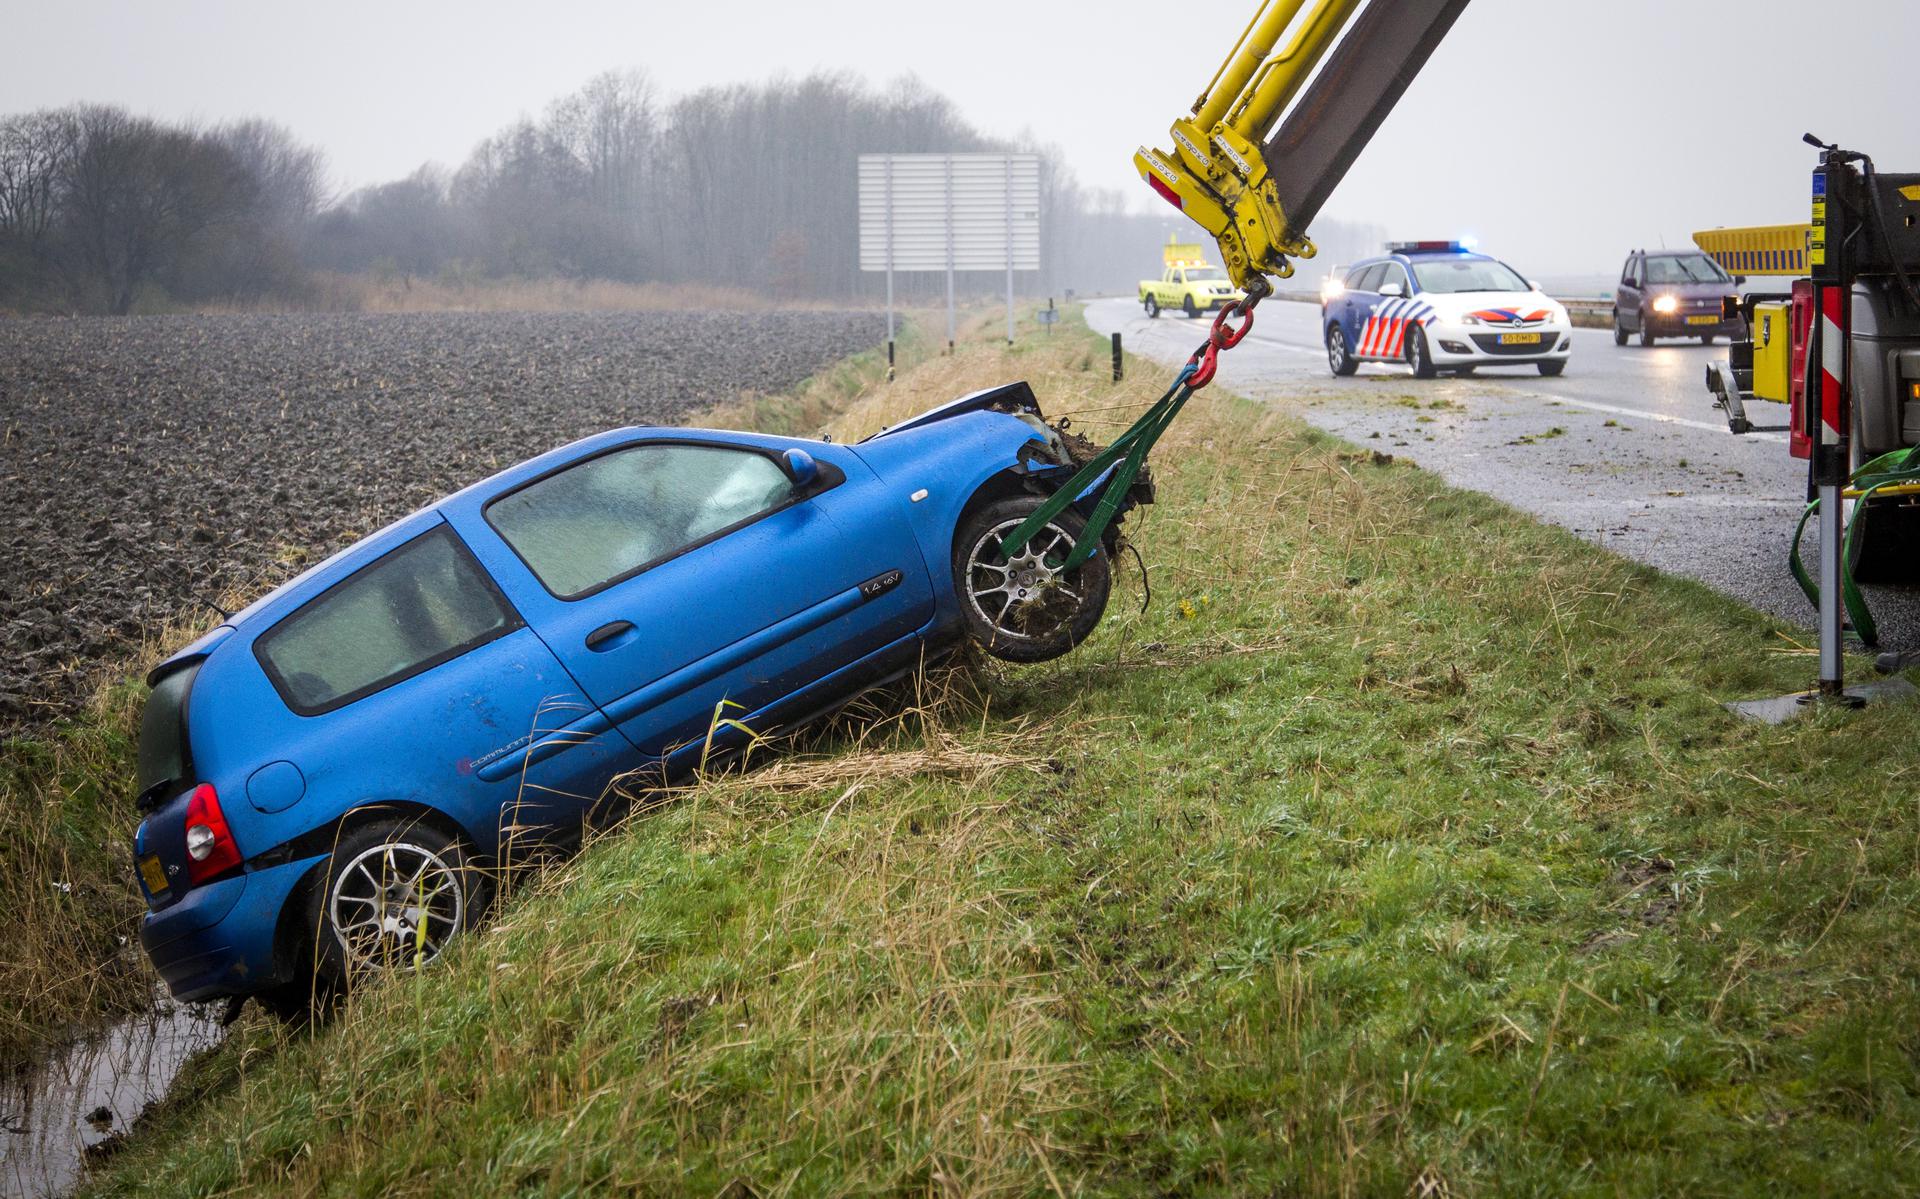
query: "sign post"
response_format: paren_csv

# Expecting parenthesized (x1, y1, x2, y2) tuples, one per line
(858, 153, 1041, 357)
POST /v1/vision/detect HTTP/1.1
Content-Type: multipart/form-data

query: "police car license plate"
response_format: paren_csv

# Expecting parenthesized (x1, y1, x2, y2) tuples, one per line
(1686, 315, 1718, 326)
(1498, 332, 1541, 346)
(139, 854, 168, 897)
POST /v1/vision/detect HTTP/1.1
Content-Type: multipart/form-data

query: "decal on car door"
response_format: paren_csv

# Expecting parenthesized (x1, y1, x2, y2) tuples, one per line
(1357, 299, 1436, 358)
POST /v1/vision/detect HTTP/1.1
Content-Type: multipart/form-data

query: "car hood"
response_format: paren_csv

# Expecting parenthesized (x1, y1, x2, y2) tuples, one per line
(1424, 291, 1568, 324)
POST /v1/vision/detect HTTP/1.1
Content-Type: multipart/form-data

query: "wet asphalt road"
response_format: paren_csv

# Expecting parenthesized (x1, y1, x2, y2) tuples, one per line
(1085, 296, 1920, 655)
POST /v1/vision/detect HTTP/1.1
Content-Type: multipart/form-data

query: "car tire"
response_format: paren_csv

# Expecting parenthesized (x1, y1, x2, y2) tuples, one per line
(953, 496, 1112, 663)
(1326, 324, 1358, 377)
(1183, 295, 1199, 318)
(1144, 295, 1159, 319)
(1613, 315, 1628, 346)
(1406, 326, 1438, 379)
(1538, 361, 1567, 377)
(1700, 335, 1716, 346)
(308, 817, 486, 986)
(1640, 317, 1657, 348)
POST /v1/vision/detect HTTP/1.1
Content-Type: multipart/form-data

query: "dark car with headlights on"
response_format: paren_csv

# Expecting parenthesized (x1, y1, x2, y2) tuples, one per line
(1613, 250, 1742, 346)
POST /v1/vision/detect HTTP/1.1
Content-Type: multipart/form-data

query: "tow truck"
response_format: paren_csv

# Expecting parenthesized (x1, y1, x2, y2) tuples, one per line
(1139, 237, 1245, 319)
(1699, 146, 1920, 692)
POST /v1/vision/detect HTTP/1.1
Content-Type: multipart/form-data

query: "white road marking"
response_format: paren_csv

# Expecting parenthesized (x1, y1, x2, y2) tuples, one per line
(1502, 388, 1789, 444)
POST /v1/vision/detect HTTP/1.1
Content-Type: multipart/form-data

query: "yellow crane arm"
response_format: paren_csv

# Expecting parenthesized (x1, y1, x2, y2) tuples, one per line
(1137, 0, 1471, 292)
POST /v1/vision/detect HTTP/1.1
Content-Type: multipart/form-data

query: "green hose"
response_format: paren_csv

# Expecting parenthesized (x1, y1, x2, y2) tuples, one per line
(1789, 444, 1920, 646)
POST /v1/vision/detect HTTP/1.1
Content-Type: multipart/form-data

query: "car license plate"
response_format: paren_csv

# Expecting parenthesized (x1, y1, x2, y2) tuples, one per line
(1498, 332, 1542, 346)
(139, 854, 169, 897)
(1687, 315, 1718, 326)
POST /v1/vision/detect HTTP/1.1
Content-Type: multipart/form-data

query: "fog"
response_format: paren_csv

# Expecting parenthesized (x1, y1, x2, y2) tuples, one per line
(3, 0, 1916, 310)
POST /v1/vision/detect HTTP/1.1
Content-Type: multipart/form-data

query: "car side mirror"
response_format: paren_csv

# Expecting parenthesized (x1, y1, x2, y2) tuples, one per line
(1735, 275, 1748, 285)
(1379, 281, 1404, 298)
(781, 447, 820, 489)
(1530, 280, 1543, 292)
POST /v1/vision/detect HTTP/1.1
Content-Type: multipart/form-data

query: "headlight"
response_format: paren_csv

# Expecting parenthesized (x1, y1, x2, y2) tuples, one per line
(1320, 279, 1345, 301)
(1459, 314, 1482, 326)
(1653, 295, 1680, 315)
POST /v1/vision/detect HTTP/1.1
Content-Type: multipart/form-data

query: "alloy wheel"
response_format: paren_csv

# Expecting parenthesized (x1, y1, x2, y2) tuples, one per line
(962, 518, 1091, 647)
(326, 841, 466, 973)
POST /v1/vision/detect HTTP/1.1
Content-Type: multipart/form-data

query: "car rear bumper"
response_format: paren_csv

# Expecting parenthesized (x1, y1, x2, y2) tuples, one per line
(1646, 316, 1742, 337)
(139, 853, 325, 1001)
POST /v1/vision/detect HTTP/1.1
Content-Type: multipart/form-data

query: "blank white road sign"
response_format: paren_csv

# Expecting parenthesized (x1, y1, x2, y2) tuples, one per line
(858, 153, 1041, 273)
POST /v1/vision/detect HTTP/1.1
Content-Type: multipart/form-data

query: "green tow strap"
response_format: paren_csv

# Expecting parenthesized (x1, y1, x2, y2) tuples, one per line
(997, 363, 1198, 571)
(1789, 444, 1920, 645)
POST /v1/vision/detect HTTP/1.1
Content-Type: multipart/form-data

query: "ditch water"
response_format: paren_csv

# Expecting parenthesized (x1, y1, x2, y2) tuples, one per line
(1, 993, 226, 1198)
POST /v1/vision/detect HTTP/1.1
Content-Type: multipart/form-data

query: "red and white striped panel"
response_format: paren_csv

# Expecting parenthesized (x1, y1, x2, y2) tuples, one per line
(1818, 284, 1846, 438)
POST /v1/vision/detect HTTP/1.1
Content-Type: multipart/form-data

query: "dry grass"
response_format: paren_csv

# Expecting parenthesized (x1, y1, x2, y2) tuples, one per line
(0, 597, 236, 1065)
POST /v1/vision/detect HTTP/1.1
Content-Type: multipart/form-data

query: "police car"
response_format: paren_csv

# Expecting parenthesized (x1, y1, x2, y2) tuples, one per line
(1321, 242, 1572, 379)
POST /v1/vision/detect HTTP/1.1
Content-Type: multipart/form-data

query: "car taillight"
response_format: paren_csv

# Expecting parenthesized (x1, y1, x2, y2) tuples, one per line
(184, 783, 242, 885)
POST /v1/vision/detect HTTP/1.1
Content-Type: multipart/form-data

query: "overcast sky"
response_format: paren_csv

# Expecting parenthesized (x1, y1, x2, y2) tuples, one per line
(6, 0, 1917, 277)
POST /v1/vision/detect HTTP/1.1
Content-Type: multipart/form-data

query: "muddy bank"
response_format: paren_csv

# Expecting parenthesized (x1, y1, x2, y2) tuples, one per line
(1, 993, 224, 1198)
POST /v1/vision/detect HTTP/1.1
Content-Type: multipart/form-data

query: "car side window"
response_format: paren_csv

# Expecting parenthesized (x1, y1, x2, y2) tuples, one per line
(256, 525, 520, 715)
(1355, 264, 1389, 293)
(488, 443, 797, 600)
(1624, 256, 1641, 287)
(1379, 263, 1410, 294)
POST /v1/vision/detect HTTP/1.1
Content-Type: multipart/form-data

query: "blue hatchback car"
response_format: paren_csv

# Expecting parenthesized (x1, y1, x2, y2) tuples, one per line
(132, 382, 1138, 1008)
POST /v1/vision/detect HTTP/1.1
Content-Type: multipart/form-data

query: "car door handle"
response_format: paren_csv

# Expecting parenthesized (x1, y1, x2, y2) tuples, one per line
(585, 620, 637, 652)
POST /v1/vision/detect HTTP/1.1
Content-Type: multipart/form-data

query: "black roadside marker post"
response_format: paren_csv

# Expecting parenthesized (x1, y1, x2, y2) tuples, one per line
(887, 340, 895, 383)
(1112, 332, 1123, 382)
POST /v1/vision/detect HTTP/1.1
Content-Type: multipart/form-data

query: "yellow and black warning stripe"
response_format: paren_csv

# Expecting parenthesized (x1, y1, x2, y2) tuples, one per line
(1692, 225, 1815, 277)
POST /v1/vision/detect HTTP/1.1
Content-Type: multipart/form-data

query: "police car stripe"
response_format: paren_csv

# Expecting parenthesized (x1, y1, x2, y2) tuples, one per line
(1390, 302, 1433, 358)
(1359, 306, 1380, 357)
(1387, 299, 1415, 357)
(1367, 298, 1405, 357)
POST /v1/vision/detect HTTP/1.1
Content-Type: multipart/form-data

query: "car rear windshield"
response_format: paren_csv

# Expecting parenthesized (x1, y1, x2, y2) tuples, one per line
(137, 662, 199, 798)
(1412, 259, 1530, 294)
(487, 443, 793, 599)
(256, 525, 518, 715)
(1645, 254, 1730, 284)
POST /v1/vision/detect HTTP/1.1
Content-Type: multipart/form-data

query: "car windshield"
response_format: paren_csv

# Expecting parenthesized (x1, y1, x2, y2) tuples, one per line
(1183, 268, 1225, 282)
(1644, 254, 1730, 284)
(1410, 258, 1530, 294)
(488, 443, 795, 598)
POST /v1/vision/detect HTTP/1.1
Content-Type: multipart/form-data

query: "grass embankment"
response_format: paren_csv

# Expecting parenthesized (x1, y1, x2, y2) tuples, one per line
(83, 308, 1920, 1194)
